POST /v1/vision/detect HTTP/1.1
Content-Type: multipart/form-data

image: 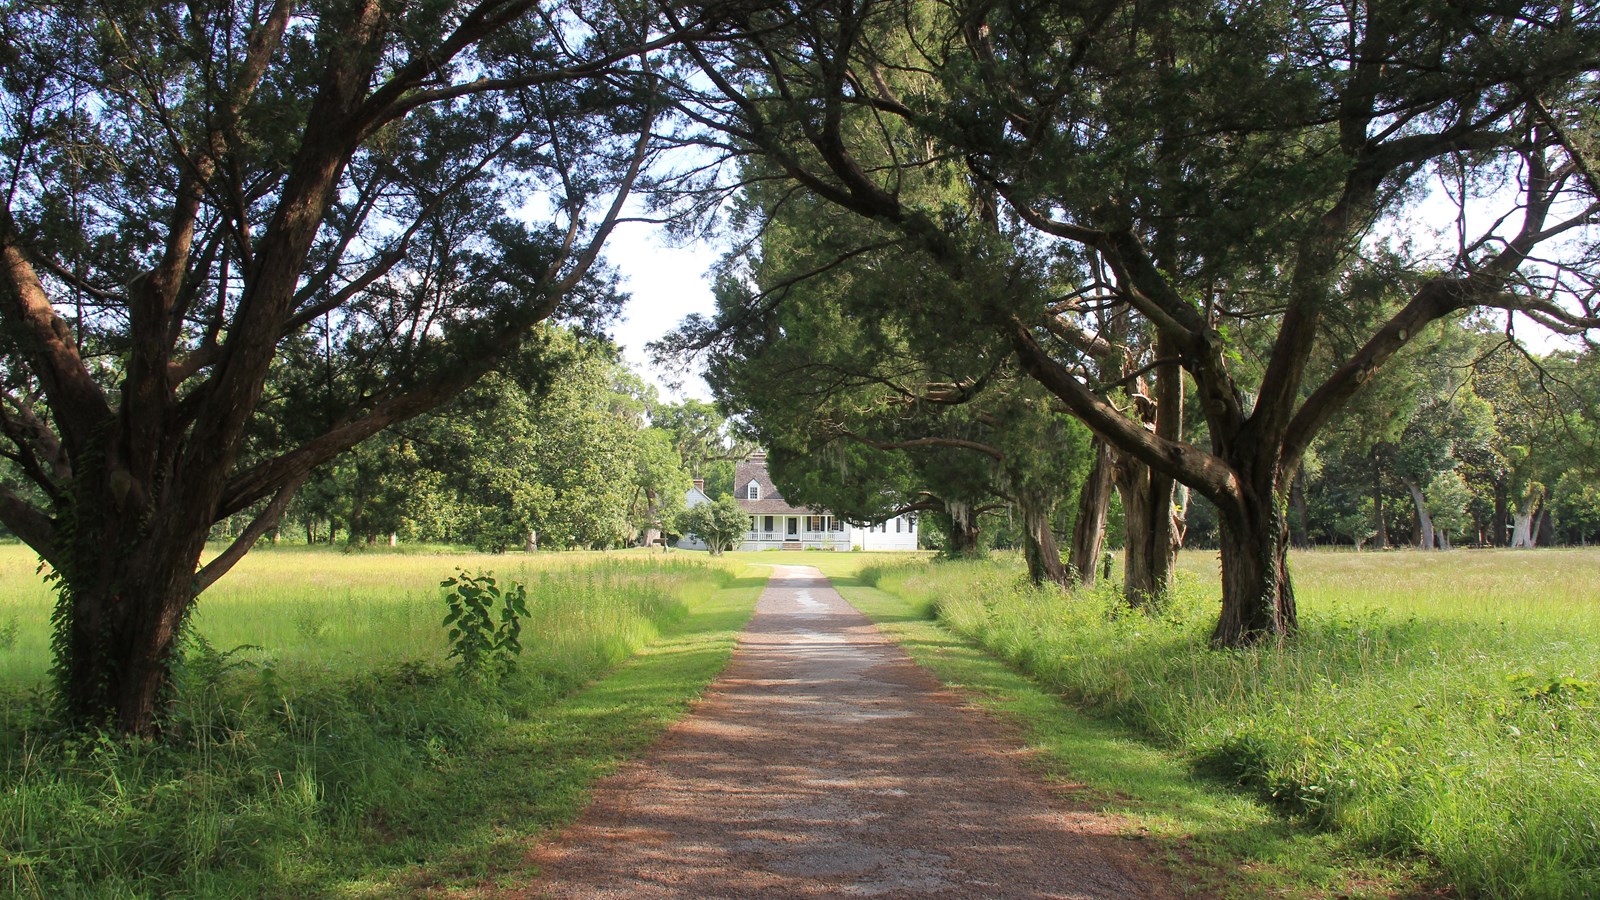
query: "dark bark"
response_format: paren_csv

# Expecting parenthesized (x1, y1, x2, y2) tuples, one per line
(56, 476, 214, 733)
(1116, 458, 1178, 606)
(944, 501, 983, 559)
(1068, 439, 1114, 584)
(1019, 491, 1069, 587)
(1212, 482, 1297, 646)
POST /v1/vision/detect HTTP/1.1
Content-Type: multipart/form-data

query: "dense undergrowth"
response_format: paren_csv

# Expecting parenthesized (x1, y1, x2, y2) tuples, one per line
(868, 551, 1600, 899)
(0, 554, 738, 897)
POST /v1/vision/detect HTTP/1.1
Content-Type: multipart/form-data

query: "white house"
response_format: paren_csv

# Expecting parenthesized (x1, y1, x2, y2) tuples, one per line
(734, 452, 918, 551)
(674, 478, 713, 551)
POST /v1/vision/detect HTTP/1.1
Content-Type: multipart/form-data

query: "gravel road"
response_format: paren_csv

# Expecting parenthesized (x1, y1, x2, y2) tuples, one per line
(520, 564, 1183, 899)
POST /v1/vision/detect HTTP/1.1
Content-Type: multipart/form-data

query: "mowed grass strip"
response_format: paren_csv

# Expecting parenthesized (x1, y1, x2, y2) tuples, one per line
(855, 549, 1600, 899)
(0, 547, 764, 898)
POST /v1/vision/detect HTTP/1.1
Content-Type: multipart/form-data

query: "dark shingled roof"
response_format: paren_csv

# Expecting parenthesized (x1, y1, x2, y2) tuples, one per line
(734, 455, 819, 516)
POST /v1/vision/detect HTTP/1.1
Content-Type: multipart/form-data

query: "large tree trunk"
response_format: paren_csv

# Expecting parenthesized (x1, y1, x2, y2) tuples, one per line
(1511, 486, 1544, 548)
(57, 496, 216, 733)
(1402, 477, 1435, 551)
(1019, 491, 1069, 587)
(641, 488, 662, 548)
(1212, 483, 1297, 646)
(61, 568, 196, 735)
(944, 500, 982, 558)
(54, 466, 305, 734)
(1067, 439, 1114, 584)
(1511, 511, 1534, 548)
(1116, 460, 1178, 606)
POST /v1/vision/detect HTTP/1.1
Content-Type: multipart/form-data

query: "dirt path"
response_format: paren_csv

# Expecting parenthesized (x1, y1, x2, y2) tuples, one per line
(519, 565, 1183, 899)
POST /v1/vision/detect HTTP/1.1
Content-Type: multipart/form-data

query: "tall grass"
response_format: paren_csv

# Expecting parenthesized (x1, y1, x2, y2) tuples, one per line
(875, 549, 1600, 899)
(0, 547, 734, 897)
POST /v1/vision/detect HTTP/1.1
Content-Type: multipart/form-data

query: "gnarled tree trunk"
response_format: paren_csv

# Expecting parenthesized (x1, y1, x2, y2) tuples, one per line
(1212, 479, 1297, 646)
(1018, 490, 1068, 587)
(56, 466, 302, 734)
(1114, 449, 1182, 606)
(944, 500, 983, 558)
(1068, 439, 1113, 584)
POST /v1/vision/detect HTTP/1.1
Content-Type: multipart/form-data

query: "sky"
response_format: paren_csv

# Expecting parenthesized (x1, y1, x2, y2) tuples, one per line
(603, 219, 722, 404)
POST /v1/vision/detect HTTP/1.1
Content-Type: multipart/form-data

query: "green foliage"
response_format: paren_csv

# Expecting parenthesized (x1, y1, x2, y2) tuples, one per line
(440, 571, 528, 679)
(871, 550, 1600, 898)
(1554, 471, 1600, 544)
(1424, 469, 1474, 542)
(677, 497, 750, 555)
(0, 551, 742, 896)
(651, 400, 747, 490)
(0, 0, 661, 734)
(281, 330, 668, 552)
(843, 572, 1431, 897)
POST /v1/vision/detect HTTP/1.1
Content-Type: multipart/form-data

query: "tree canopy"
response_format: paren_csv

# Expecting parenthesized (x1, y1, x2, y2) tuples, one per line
(660, 0, 1600, 643)
(0, 0, 682, 733)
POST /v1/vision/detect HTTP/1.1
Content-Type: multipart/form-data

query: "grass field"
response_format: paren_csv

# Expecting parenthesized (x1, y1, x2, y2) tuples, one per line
(866, 547, 1600, 899)
(0, 544, 762, 897)
(6, 544, 1595, 897)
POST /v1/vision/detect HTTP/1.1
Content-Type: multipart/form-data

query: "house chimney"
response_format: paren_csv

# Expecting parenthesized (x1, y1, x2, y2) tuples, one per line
(693, 478, 705, 493)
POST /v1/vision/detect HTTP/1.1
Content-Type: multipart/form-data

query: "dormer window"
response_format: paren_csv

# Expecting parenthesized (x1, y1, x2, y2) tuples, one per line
(745, 480, 760, 500)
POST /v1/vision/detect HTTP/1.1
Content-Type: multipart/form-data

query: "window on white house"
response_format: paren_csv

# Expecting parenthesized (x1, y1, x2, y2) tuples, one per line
(895, 518, 901, 533)
(746, 481, 760, 500)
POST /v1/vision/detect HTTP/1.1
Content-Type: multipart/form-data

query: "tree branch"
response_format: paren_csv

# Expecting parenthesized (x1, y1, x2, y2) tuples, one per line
(1009, 318, 1239, 504)
(193, 473, 306, 595)
(0, 232, 112, 450)
(0, 483, 58, 569)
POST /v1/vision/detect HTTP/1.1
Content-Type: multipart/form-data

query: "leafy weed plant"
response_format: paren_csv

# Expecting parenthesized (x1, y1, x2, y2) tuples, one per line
(441, 570, 528, 678)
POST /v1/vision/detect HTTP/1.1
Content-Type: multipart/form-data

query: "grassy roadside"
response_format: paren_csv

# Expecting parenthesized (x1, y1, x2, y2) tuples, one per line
(832, 573, 1435, 899)
(337, 564, 767, 897)
(860, 550, 1600, 899)
(1, 555, 766, 898)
